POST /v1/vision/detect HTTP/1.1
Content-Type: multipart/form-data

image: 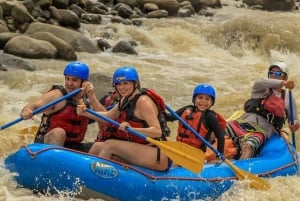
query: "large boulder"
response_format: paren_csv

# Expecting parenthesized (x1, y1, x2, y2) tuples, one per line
(30, 32, 77, 60)
(3, 35, 57, 59)
(0, 51, 36, 71)
(136, 0, 180, 16)
(25, 22, 99, 53)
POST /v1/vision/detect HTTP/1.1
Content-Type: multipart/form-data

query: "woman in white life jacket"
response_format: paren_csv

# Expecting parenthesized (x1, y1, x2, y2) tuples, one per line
(226, 61, 299, 159)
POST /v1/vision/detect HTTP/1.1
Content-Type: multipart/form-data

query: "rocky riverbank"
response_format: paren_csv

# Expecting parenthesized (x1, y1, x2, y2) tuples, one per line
(0, 0, 298, 72)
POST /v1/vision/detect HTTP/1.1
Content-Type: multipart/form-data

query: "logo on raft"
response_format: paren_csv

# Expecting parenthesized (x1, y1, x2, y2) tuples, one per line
(91, 162, 119, 178)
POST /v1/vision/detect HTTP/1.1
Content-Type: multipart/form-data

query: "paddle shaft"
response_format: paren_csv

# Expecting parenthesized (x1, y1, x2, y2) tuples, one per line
(288, 90, 296, 148)
(166, 104, 226, 160)
(86, 108, 151, 140)
(0, 88, 81, 130)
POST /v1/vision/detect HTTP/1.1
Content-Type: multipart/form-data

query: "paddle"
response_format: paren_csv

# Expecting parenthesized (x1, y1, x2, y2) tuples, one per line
(165, 104, 271, 190)
(85, 108, 205, 174)
(288, 90, 296, 148)
(0, 88, 82, 131)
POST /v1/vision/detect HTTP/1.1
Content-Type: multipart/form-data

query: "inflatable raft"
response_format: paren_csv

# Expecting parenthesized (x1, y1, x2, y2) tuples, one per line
(4, 133, 299, 200)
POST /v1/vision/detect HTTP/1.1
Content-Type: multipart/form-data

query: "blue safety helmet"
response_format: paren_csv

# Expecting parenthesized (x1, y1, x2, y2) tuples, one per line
(63, 61, 89, 81)
(192, 83, 216, 105)
(112, 66, 139, 86)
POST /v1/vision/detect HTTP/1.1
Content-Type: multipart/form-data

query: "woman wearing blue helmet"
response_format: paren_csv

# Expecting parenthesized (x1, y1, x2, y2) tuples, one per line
(20, 61, 104, 152)
(78, 66, 171, 171)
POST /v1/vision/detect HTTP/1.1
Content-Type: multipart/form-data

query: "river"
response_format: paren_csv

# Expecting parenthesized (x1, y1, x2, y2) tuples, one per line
(1, 0, 300, 200)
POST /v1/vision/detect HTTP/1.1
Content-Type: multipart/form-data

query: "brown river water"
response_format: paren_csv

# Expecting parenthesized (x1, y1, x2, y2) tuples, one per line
(1, 0, 300, 200)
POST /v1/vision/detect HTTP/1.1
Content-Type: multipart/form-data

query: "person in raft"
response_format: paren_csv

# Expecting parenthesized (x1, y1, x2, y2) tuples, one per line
(20, 61, 105, 152)
(226, 61, 299, 159)
(76, 66, 172, 171)
(165, 84, 237, 163)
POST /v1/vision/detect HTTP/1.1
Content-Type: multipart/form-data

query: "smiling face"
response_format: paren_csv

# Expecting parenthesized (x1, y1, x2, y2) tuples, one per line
(115, 81, 135, 98)
(194, 94, 213, 111)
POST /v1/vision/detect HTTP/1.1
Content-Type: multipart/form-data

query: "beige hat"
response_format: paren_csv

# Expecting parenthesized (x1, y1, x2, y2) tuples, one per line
(269, 61, 289, 75)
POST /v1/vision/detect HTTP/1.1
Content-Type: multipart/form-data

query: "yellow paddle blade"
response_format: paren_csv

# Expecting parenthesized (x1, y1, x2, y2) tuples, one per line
(147, 138, 204, 174)
(224, 159, 271, 190)
(18, 126, 38, 135)
(227, 110, 244, 121)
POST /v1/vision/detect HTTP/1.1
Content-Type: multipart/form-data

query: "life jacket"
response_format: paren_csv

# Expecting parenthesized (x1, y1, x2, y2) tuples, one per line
(99, 88, 170, 143)
(244, 89, 286, 129)
(34, 85, 89, 143)
(177, 106, 227, 152)
(100, 91, 119, 109)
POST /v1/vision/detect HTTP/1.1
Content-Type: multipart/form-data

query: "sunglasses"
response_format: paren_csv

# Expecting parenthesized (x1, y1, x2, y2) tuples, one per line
(268, 71, 285, 77)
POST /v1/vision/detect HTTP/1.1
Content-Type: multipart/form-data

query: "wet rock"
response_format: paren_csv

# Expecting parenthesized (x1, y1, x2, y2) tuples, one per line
(137, 0, 180, 16)
(0, 51, 36, 71)
(30, 32, 77, 60)
(146, 10, 168, 18)
(11, 3, 35, 25)
(112, 40, 138, 55)
(117, 4, 134, 18)
(97, 39, 111, 51)
(49, 6, 80, 28)
(0, 32, 21, 49)
(143, 3, 159, 13)
(80, 13, 102, 24)
(4, 35, 57, 59)
(25, 22, 99, 53)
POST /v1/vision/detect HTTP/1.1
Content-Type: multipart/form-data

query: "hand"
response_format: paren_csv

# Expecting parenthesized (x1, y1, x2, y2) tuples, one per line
(76, 101, 87, 115)
(119, 121, 131, 131)
(82, 81, 95, 98)
(21, 108, 34, 120)
(282, 80, 295, 90)
(290, 120, 300, 133)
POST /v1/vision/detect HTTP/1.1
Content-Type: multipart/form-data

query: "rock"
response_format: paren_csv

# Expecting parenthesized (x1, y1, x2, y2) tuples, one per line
(11, 3, 35, 24)
(4, 35, 57, 59)
(25, 22, 99, 53)
(97, 39, 111, 51)
(49, 6, 81, 28)
(0, 32, 21, 48)
(137, 0, 180, 16)
(0, 51, 36, 71)
(30, 32, 77, 60)
(112, 40, 138, 54)
(146, 10, 168, 18)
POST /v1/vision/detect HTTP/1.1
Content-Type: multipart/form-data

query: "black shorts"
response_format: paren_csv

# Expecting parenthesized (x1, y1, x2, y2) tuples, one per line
(63, 142, 94, 153)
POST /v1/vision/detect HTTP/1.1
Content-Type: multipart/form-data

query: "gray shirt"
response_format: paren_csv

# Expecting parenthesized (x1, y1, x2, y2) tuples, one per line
(242, 78, 298, 138)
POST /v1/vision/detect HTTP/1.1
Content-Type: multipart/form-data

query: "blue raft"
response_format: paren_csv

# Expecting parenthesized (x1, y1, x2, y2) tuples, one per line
(4, 133, 299, 200)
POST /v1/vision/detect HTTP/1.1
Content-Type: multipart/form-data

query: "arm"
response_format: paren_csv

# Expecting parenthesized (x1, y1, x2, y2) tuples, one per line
(206, 112, 225, 154)
(252, 78, 282, 95)
(82, 81, 106, 112)
(20, 89, 63, 120)
(133, 95, 162, 138)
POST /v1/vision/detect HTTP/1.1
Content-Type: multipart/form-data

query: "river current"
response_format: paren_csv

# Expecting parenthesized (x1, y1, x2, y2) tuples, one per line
(1, 0, 300, 200)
